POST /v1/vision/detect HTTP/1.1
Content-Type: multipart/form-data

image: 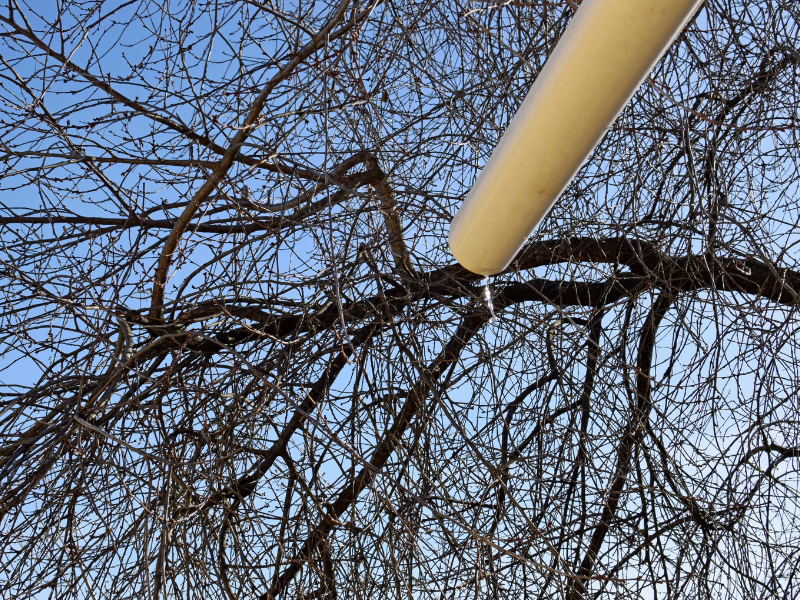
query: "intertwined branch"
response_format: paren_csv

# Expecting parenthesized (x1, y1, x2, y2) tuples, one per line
(1, 1, 799, 599)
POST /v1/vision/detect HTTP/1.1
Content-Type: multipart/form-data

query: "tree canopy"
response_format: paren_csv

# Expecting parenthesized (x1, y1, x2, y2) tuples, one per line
(1, 1, 799, 599)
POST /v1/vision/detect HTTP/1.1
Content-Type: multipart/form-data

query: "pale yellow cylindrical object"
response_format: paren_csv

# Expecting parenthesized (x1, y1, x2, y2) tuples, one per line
(449, 0, 704, 276)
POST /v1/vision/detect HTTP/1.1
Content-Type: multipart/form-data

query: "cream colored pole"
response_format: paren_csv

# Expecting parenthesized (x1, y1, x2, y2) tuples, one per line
(448, 0, 704, 276)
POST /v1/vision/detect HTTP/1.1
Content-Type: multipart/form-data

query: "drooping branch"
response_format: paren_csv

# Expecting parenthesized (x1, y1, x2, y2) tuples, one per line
(0, 4, 375, 183)
(566, 293, 673, 600)
(158, 237, 800, 357)
(147, 1, 358, 322)
(261, 314, 486, 600)
(182, 323, 378, 514)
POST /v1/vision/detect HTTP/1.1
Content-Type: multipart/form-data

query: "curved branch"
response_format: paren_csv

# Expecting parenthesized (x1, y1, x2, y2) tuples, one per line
(566, 293, 673, 600)
(131, 236, 800, 361)
(190, 323, 377, 514)
(261, 314, 486, 600)
(0, 7, 369, 183)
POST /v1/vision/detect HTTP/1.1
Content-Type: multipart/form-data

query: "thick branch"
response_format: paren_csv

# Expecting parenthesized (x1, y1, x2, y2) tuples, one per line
(174, 237, 800, 357)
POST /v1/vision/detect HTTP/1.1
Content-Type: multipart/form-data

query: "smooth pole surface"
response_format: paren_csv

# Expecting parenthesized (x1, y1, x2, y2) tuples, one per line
(448, 0, 704, 276)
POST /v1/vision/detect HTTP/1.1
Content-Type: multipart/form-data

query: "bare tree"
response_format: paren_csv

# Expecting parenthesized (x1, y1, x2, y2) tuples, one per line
(1, 1, 799, 599)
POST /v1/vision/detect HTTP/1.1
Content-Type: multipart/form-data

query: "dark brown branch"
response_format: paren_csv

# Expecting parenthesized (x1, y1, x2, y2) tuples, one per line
(566, 293, 673, 600)
(93, 235, 796, 369)
(176, 237, 800, 357)
(136, 0, 357, 320)
(261, 314, 485, 600)
(191, 324, 377, 512)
